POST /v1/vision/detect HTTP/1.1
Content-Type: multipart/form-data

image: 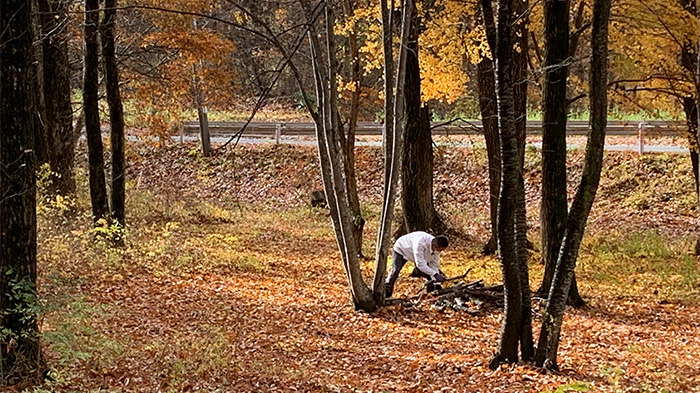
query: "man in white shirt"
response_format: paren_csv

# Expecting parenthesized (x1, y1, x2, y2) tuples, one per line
(385, 231, 449, 298)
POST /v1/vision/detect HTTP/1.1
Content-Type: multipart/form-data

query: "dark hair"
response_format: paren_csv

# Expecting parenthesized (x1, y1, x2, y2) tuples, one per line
(434, 235, 449, 248)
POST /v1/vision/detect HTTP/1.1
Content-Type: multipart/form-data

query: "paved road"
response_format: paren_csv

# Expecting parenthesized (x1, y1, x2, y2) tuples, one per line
(171, 135, 690, 154)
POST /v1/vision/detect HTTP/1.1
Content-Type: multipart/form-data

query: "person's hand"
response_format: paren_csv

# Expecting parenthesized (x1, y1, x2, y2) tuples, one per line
(431, 272, 447, 283)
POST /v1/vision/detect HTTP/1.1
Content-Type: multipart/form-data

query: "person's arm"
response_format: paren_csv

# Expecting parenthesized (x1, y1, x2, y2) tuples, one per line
(413, 242, 438, 277)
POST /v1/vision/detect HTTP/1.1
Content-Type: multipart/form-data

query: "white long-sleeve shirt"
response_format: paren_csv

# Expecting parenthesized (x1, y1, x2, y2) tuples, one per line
(393, 231, 440, 277)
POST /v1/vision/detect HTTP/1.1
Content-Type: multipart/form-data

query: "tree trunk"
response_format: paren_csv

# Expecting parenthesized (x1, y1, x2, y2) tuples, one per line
(537, 0, 584, 307)
(0, 0, 43, 383)
(341, 0, 364, 258)
(102, 0, 126, 228)
(512, 0, 529, 169)
(372, 0, 412, 305)
(682, 98, 700, 254)
(37, 0, 77, 196)
(84, 0, 110, 221)
(535, 0, 610, 369)
(491, 0, 531, 368)
(401, 12, 443, 235)
(478, 0, 500, 255)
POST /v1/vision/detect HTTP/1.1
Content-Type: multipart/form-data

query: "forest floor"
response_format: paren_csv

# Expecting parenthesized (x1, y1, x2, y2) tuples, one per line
(28, 142, 700, 393)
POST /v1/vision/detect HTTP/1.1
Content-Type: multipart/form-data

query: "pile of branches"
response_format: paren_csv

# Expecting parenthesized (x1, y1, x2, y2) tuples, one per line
(431, 280, 504, 314)
(388, 270, 504, 314)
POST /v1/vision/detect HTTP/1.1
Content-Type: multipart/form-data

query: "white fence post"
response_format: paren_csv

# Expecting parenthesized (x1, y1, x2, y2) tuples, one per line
(275, 123, 282, 144)
(638, 120, 645, 155)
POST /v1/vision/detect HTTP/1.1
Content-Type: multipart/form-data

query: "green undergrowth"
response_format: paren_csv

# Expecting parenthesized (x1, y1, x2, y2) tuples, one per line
(578, 229, 699, 300)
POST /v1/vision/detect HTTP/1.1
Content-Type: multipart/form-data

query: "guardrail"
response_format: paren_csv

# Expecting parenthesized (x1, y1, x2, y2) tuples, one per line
(182, 120, 687, 139)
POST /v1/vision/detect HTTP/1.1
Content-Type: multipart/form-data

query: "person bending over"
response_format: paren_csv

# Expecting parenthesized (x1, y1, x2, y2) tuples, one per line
(385, 231, 449, 298)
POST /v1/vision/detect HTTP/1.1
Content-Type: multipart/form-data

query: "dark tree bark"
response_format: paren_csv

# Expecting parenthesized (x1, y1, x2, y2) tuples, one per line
(535, 0, 610, 369)
(341, 0, 364, 258)
(490, 0, 532, 368)
(537, 0, 584, 308)
(0, 0, 43, 383)
(102, 0, 126, 228)
(84, 0, 110, 221)
(540, 0, 570, 283)
(512, 0, 529, 168)
(478, 0, 500, 255)
(401, 11, 444, 235)
(37, 0, 77, 196)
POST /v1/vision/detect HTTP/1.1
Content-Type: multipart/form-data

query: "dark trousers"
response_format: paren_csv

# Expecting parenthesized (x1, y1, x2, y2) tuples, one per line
(385, 250, 408, 288)
(385, 251, 441, 296)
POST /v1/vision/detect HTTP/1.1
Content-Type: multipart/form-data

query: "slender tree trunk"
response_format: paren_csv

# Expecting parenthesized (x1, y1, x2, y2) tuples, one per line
(682, 98, 700, 253)
(102, 0, 126, 228)
(84, 0, 110, 221)
(38, 0, 76, 196)
(372, 0, 412, 304)
(491, 0, 529, 368)
(478, 0, 501, 255)
(0, 0, 43, 383)
(513, 0, 529, 168)
(342, 0, 364, 258)
(535, 0, 610, 369)
(401, 12, 443, 235)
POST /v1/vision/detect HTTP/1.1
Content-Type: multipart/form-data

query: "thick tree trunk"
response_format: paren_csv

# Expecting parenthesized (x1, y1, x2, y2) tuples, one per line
(537, 0, 584, 307)
(535, 0, 609, 369)
(401, 13, 443, 235)
(478, 0, 500, 255)
(38, 0, 77, 196)
(491, 0, 531, 367)
(0, 0, 43, 383)
(540, 0, 570, 276)
(84, 0, 110, 221)
(102, 0, 126, 228)
(686, 98, 700, 254)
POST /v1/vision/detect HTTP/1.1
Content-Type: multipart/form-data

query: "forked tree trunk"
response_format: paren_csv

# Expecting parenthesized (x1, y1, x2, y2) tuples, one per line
(538, 0, 585, 308)
(0, 0, 43, 383)
(372, 0, 412, 304)
(401, 12, 443, 235)
(478, 0, 500, 255)
(491, 0, 532, 368)
(102, 0, 126, 228)
(535, 0, 610, 369)
(37, 0, 77, 196)
(84, 0, 110, 221)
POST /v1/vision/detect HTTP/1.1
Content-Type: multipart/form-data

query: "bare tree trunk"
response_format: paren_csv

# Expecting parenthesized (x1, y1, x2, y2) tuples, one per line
(535, 0, 610, 369)
(491, 0, 529, 368)
(478, 0, 501, 255)
(537, 0, 584, 308)
(341, 0, 364, 258)
(682, 98, 700, 253)
(513, 0, 529, 168)
(371, 0, 413, 304)
(0, 0, 43, 383)
(37, 0, 77, 196)
(84, 0, 110, 221)
(102, 0, 126, 229)
(401, 12, 443, 235)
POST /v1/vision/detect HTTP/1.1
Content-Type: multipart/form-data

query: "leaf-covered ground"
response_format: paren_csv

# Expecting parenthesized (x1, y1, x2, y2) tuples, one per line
(31, 142, 700, 392)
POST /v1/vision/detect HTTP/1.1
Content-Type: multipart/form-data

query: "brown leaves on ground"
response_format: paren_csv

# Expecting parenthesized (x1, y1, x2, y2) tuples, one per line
(34, 142, 700, 392)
